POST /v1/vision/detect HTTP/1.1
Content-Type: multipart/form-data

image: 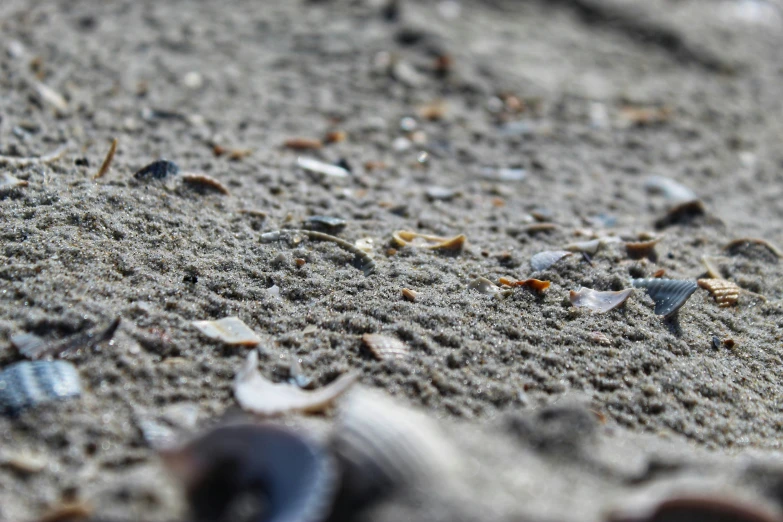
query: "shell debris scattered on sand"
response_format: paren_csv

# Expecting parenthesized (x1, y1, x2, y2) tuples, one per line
(12, 317, 120, 360)
(362, 333, 409, 360)
(331, 389, 463, 505)
(304, 215, 347, 233)
(570, 288, 633, 313)
(392, 230, 466, 252)
(530, 250, 572, 271)
(192, 316, 260, 346)
(0, 360, 82, 415)
(262, 229, 376, 275)
(234, 351, 358, 416)
(498, 277, 551, 293)
(724, 237, 783, 259)
(631, 278, 699, 318)
(181, 173, 230, 195)
(163, 423, 336, 522)
(0, 172, 29, 191)
(698, 278, 740, 307)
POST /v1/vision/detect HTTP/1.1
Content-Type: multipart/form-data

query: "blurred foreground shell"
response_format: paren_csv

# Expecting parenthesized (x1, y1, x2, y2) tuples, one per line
(530, 250, 572, 271)
(606, 495, 782, 522)
(361, 334, 409, 360)
(698, 278, 740, 307)
(192, 316, 260, 346)
(330, 390, 462, 509)
(392, 230, 466, 251)
(632, 278, 698, 318)
(234, 351, 357, 416)
(0, 360, 81, 415)
(163, 423, 336, 522)
(570, 287, 633, 313)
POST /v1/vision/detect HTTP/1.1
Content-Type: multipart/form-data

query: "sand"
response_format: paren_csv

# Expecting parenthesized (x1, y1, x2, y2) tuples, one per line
(1, 0, 783, 520)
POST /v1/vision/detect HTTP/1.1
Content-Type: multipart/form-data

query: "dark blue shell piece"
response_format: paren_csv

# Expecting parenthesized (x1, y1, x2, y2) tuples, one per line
(134, 160, 180, 180)
(0, 360, 82, 415)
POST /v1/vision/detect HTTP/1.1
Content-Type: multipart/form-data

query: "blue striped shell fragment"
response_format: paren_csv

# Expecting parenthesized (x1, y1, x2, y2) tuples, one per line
(631, 278, 699, 318)
(0, 360, 82, 415)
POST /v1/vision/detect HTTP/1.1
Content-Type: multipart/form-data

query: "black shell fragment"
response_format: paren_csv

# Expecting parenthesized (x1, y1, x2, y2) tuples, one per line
(0, 360, 82, 415)
(170, 424, 336, 522)
(632, 278, 698, 318)
(304, 215, 347, 233)
(134, 160, 180, 180)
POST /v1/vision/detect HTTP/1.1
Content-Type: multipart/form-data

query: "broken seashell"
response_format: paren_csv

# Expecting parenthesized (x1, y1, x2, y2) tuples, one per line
(564, 239, 603, 255)
(632, 278, 698, 318)
(331, 389, 461, 508)
(134, 159, 180, 180)
(701, 255, 725, 279)
(570, 288, 633, 313)
(401, 288, 417, 301)
(304, 215, 347, 233)
(0, 449, 48, 474)
(522, 222, 559, 234)
(498, 277, 551, 293)
(181, 173, 230, 195)
(479, 166, 527, 182)
(724, 237, 782, 259)
(297, 157, 349, 178)
(361, 334, 409, 361)
(654, 200, 706, 229)
(234, 351, 357, 416)
(644, 176, 697, 204)
(468, 276, 501, 296)
(698, 278, 740, 307)
(354, 238, 374, 254)
(192, 316, 260, 346)
(530, 250, 572, 271)
(392, 230, 466, 251)
(0, 360, 81, 415)
(163, 423, 336, 522)
(625, 236, 661, 260)
(0, 172, 29, 191)
(284, 137, 323, 150)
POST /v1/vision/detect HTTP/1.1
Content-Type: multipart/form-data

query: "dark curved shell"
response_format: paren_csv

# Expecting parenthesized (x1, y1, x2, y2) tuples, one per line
(631, 278, 698, 317)
(0, 360, 81, 415)
(165, 424, 336, 522)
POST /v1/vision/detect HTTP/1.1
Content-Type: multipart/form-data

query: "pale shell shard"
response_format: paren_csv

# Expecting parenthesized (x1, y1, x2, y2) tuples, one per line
(631, 278, 698, 317)
(391, 230, 466, 251)
(468, 276, 500, 295)
(570, 288, 633, 313)
(192, 316, 260, 346)
(0, 172, 29, 191)
(296, 157, 349, 178)
(164, 423, 336, 522)
(234, 351, 357, 416)
(530, 250, 572, 271)
(564, 239, 603, 254)
(701, 255, 726, 279)
(361, 334, 409, 360)
(0, 360, 81, 415)
(698, 278, 740, 307)
(644, 176, 698, 204)
(331, 389, 461, 507)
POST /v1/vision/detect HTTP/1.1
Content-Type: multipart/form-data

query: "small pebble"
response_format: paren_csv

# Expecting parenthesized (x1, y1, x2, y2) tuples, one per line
(134, 160, 180, 180)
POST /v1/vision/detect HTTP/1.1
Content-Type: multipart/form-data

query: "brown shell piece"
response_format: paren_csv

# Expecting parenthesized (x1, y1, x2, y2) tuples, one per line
(362, 334, 409, 360)
(401, 288, 417, 302)
(192, 316, 260, 346)
(570, 288, 633, 313)
(698, 278, 740, 307)
(284, 137, 323, 150)
(724, 237, 783, 259)
(500, 278, 551, 293)
(392, 230, 466, 251)
(654, 200, 706, 229)
(39, 501, 93, 522)
(234, 351, 357, 416)
(625, 237, 661, 260)
(181, 173, 230, 195)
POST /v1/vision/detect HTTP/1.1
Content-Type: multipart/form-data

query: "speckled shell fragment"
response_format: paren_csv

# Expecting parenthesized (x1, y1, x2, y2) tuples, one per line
(0, 361, 81, 415)
(631, 278, 698, 317)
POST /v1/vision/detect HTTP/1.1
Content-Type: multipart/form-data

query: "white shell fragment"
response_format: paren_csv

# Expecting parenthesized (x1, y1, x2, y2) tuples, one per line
(296, 157, 349, 178)
(632, 278, 699, 318)
(0, 361, 81, 415)
(192, 316, 260, 346)
(468, 276, 512, 298)
(234, 351, 358, 416)
(570, 288, 633, 313)
(362, 334, 409, 360)
(0, 172, 29, 191)
(530, 250, 573, 271)
(644, 176, 698, 204)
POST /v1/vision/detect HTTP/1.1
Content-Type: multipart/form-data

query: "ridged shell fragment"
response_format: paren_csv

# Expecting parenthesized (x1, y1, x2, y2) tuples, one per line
(163, 423, 336, 522)
(234, 351, 357, 416)
(361, 334, 409, 360)
(530, 250, 572, 271)
(698, 278, 740, 307)
(331, 389, 461, 506)
(392, 230, 466, 251)
(631, 278, 698, 317)
(570, 288, 633, 313)
(192, 316, 260, 346)
(0, 360, 81, 415)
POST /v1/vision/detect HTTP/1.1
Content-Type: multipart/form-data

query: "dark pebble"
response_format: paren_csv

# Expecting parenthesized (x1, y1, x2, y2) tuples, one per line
(134, 160, 180, 180)
(304, 215, 347, 233)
